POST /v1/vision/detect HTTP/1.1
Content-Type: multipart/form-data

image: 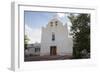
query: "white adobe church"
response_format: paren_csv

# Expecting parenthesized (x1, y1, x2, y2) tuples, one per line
(40, 15, 73, 56)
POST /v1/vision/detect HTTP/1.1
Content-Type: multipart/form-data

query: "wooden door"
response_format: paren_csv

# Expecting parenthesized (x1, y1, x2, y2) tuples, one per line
(50, 46, 57, 56)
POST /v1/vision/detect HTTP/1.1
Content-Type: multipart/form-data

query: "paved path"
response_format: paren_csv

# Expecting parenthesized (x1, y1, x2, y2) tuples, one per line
(25, 55, 73, 62)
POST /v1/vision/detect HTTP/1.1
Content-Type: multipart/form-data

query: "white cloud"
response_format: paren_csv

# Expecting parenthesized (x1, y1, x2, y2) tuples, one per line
(57, 13, 65, 18)
(25, 24, 41, 44)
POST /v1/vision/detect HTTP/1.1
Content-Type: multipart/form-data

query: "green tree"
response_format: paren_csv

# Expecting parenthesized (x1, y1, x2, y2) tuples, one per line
(68, 14, 90, 58)
(24, 35, 30, 49)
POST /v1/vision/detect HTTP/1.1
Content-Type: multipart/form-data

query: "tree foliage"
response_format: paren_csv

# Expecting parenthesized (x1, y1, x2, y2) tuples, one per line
(24, 35, 30, 49)
(68, 14, 90, 58)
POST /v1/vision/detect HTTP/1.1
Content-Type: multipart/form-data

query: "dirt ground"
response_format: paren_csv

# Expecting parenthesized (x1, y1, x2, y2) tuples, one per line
(24, 55, 73, 62)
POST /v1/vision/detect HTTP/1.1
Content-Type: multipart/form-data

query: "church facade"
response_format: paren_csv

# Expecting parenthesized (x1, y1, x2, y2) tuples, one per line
(40, 17, 73, 56)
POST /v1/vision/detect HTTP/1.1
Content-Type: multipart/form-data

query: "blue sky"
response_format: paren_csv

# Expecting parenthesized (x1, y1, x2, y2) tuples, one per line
(24, 11, 69, 29)
(24, 11, 71, 43)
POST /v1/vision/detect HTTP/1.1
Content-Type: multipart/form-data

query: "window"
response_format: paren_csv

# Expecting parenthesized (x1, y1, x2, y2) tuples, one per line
(50, 22, 53, 27)
(55, 21, 58, 26)
(35, 48, 40, 52)
(52, 33, 55, 41)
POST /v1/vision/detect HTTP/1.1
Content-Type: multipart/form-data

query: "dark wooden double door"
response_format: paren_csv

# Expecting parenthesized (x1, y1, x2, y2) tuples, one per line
(50, 46, 57, 56)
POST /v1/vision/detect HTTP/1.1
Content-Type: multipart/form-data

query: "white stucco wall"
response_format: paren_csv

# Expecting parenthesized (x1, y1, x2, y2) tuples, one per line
(40, 18, 73, 56)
